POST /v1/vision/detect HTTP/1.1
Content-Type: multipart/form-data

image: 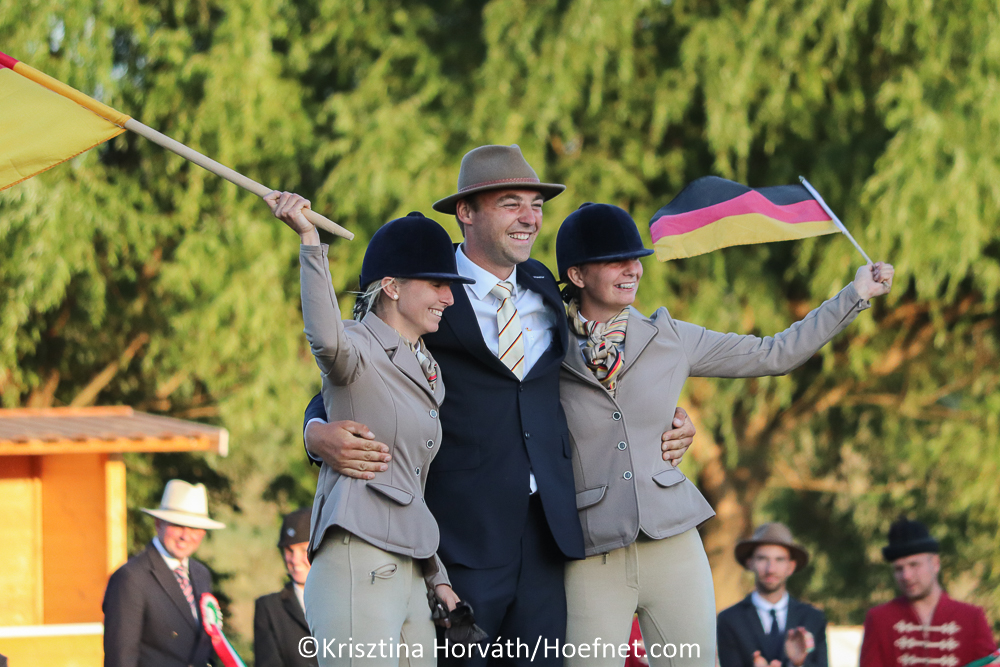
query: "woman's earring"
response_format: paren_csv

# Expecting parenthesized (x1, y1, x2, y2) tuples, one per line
(392, 294, 399, 300)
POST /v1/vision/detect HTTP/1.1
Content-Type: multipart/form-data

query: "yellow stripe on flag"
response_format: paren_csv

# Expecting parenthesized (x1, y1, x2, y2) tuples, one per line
(0, 68, 127, 190)
(652, 213, 839, 261)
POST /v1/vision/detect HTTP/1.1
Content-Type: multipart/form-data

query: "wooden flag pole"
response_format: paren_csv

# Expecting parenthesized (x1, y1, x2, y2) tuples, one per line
(798, 176, 870, 264)
(124, 119, 353, 240)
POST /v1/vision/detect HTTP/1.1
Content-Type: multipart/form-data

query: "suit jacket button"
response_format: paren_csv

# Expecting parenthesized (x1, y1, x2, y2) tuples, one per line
(524, 432, 531, 439)
(617, 441, 627, 450)
(612, 412, 622, 420)
(623, 471, 633, 480)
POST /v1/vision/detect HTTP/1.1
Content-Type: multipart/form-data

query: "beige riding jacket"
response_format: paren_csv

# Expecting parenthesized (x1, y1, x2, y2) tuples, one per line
(300, 244, 448, 587)
(559, 283, 870, 557)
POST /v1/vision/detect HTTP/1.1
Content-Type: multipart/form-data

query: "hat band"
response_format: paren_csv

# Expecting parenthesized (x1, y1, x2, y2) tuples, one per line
(458, 176, 541, 193)
(157, 507, 212, 519)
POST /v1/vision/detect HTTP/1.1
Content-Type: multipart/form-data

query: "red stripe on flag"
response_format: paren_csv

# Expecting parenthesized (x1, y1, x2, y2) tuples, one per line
(650, 190, 830, 242)
(0, 51, 19, 69)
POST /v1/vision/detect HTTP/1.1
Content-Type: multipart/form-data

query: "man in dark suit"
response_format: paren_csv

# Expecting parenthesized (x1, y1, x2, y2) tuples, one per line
(717, 523, 828, 667)
(254, 507, 316, 667)
(103, 479, 226, 667)
(302, 145, 696, 666)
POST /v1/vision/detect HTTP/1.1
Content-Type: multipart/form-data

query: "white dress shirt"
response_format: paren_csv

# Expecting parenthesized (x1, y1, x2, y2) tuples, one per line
(293, 582, 306, 611)
(454, 245, 558, 375)
(751, 591, 789, 634)
(152, 536, 189, 574)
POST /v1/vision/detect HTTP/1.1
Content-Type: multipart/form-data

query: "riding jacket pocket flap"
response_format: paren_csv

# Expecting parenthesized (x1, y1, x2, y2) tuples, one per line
(651, 468, 686, 488)
(576, 486, 607, 510)
(367, 483, 414, 505)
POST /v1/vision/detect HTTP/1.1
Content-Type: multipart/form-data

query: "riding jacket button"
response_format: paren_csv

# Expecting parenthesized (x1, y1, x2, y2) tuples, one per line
(429, 409, 438, 418)
(426, 440, 434, 449)
(623, 471, 633, 480)
(617, 441, 627, 450)
(415, 467, 421, 475)
(612, 412, 622, 421)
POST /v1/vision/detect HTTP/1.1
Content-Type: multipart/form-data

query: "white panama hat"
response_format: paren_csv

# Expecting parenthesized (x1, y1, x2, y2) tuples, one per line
(141, 479, 226, 530)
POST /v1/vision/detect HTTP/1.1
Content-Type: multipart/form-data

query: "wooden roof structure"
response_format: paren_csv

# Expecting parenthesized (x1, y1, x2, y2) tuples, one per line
(0, 406, 228, 456)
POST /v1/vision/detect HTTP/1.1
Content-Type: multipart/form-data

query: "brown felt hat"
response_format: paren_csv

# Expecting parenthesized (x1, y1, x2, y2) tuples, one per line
(735, 522, 809, 571)
(432, 144, 565, 214)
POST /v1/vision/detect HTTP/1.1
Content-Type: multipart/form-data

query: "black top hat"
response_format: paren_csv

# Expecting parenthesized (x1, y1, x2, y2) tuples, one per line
(277, 507, 312, 549)
(556, 203, 654, 282)
(882, 516, 939, 562)
(358, 212, 475, 289)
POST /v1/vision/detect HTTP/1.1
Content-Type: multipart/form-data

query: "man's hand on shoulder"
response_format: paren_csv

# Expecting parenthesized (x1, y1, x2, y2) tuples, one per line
(305, 420, 391, 480)
(661, 406, 696, 466)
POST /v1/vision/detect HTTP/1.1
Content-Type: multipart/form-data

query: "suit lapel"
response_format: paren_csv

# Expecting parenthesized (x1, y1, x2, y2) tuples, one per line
(281, 582, 309, 632)
(562, 336, 606, 390)
(190, 560, 211, 622)
(517, 267, 568, 381)
(440, 282, 518, 377)
(620, 308, 656, 376)
(145, 544, 198, 629)
(742, 595, 769, 656)
(363, 313, 439, 404)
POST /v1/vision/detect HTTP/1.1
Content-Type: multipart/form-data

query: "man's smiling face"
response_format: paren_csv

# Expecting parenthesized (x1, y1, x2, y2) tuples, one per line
(458, 189, 545, 278)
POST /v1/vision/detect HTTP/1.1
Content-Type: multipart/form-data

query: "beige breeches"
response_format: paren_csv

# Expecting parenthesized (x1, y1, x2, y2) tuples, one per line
(565, 528, 716, 667)
(303, 529, 436, 667)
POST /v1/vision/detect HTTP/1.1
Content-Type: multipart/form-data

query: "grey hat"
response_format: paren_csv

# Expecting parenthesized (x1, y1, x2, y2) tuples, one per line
(432, 144, 565, 214)
(277, 507, 312, 549)
(735, 522, 809, 571)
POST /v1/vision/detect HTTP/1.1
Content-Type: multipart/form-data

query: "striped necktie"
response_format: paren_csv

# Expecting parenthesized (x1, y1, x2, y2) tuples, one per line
(489, 281, 525, 380)
(173, 566, 198, 620)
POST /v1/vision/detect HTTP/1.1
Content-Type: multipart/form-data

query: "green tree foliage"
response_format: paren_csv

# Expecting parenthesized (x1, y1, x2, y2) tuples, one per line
(3, 0, 999, 653)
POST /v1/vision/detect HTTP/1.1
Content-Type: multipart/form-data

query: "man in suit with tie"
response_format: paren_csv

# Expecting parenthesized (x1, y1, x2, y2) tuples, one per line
(253, 507, 317, 667)
(717, 523, 828, 667)
(302, 144, 697, 666)
(102, 479, 226, 667)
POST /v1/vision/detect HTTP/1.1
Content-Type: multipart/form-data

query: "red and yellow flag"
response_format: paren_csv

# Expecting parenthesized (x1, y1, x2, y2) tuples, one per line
(0, 50, 131, 190)
(649, 176, 840, 261)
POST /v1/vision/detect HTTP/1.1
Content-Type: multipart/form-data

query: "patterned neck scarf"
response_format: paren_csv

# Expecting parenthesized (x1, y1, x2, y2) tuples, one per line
(566, 300, 629, 395)
(403, 337, 438, 390)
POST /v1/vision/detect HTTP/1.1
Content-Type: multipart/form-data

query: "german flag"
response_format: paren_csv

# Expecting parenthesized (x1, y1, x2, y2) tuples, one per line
(649, 176, 839, 261)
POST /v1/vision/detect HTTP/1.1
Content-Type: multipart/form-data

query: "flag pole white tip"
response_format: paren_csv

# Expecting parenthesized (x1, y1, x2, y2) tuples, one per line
(799, 176, 872, 265)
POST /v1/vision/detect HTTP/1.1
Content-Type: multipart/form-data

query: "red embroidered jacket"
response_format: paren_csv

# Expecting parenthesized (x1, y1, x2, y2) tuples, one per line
(860, 593, 997, 667)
